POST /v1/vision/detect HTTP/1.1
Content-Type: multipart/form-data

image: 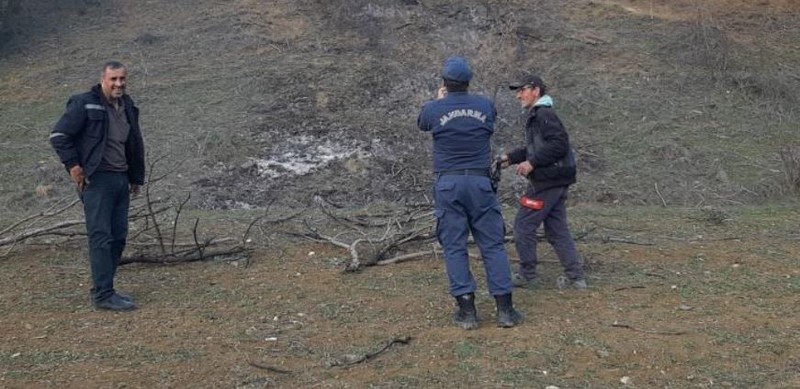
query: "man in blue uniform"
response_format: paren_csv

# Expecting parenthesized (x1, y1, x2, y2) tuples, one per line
(418, 56, 523, 329)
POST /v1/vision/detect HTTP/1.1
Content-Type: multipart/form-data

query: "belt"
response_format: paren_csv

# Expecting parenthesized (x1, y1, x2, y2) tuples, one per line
(437, 168, 490, 177)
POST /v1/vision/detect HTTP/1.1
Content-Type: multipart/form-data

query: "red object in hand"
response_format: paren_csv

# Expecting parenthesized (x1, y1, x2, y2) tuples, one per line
(520, 196, 544, 210)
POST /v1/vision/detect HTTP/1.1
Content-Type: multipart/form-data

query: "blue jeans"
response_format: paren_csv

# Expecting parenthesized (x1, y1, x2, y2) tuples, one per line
(81, 172, 130, 302)
(433, 174, 513, 297)
(514, 185, 585, 281)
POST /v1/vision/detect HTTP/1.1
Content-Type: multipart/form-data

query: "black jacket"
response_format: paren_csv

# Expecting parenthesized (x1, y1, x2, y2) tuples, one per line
(507, 103, 576, 192)
(50, 84, 146, 185)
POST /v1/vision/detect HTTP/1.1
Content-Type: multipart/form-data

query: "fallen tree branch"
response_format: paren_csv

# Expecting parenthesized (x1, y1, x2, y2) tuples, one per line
(345, 238, 366, 272)
(601, 236, 655, 246)
(247, 359, 292, 374)
(613, 285, 646, 291)
(0, 220, 85, 247)
(120, 246, 249, 265)
(1, 156, 258, 265)
(611, 321, 686, 336)
(376, 248, 439, 266)
(0, 198, 79, 237)
(330, 336, 412, 367)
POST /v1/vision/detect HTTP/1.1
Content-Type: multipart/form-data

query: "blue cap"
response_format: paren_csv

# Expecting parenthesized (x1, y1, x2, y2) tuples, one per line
(441, 56, 472, 83)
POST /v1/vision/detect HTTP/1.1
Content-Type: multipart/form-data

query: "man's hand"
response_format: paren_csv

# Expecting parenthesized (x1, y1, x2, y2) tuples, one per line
(130, 184, 141, 196)
(436, 86, 448, 100)
(69, 165, 87, 192)
(516, 160, 534, 176)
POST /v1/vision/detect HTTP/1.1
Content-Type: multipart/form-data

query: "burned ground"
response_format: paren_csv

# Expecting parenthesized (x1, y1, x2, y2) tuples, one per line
(2, 0, 798, 210)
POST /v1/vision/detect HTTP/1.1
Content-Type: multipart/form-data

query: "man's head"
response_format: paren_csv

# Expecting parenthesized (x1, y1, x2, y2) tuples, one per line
(100, 61, 127, 102)
(441, 56, 472, 92)
(509, 74, 547, 109)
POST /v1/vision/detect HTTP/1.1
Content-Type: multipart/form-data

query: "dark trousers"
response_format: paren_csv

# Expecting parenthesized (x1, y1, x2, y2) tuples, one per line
(514, 185, 585, 281)
(434, 174, 513, 297)
(82, 172, 130, 302)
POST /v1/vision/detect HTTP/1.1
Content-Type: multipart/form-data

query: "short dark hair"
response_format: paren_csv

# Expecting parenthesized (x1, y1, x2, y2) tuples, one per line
(102, 61, 126, 74)
(443, 78, 469, 93)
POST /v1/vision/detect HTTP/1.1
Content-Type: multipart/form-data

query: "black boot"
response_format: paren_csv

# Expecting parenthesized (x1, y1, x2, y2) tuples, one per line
(495, 293, 524, 328)
(453, 293, 479, 330)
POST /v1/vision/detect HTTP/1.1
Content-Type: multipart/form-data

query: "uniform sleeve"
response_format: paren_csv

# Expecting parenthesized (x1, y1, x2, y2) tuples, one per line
(50, 96, 86, 169)
(417, 102, 433, 132)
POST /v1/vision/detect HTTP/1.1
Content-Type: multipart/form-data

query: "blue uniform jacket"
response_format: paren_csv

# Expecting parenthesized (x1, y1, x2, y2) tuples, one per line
(50, 84, 146, 185)
(417, 91, 497, 171)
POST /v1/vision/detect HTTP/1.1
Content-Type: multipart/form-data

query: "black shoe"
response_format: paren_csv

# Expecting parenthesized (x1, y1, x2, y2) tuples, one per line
(94, 293, 137, 311)
(90, 289, 134, 303)
(494, 293, 524, 328)
(453, 293, 479, 330)
(116, 291, 135, 303)
(511, 273, 541, 289)
(556, 275, 588, 291)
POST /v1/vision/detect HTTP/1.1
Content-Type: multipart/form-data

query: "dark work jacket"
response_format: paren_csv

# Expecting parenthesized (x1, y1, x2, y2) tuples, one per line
(50, 84, 146, 185)
(507, 100, 576, 192)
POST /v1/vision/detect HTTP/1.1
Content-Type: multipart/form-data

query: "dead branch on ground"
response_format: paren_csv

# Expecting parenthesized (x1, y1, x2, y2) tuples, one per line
(299, 200, 605, 272)
(611, 321, 686, 336)
(329, 336, 412, 367)
(0, 156, 273, 264)
(247, 359, 292, 374)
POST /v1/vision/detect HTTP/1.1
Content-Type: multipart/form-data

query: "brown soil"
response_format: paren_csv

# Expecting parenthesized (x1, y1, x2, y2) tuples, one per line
(1, 205, 798, 388)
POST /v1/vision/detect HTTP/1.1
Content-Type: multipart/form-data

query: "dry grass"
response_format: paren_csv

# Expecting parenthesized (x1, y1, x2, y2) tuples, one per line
(1, 205, 799, 387)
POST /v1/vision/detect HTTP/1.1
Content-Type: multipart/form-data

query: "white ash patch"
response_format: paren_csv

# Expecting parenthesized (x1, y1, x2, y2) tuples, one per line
(254, 135, 364, 178)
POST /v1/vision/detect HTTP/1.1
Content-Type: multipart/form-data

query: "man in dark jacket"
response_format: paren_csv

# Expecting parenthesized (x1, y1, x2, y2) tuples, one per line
(501, 74, 587, 290)
(50, 61, 146, 311)
(418, 56, 523, 329)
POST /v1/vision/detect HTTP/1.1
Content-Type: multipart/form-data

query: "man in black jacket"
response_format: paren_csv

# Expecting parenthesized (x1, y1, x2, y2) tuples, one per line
(501, 74, 587, 290)
(50, 61, 146, 311)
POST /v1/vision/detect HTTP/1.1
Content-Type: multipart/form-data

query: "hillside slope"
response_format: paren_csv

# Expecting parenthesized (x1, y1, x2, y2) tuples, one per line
(1, 0, 798, 212)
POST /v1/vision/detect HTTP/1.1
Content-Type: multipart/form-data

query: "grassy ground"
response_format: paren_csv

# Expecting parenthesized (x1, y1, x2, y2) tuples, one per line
(1, 204, 798, 388)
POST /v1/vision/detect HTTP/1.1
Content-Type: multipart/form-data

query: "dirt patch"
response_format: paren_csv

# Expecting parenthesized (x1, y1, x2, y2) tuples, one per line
(1, 205, 799, 387)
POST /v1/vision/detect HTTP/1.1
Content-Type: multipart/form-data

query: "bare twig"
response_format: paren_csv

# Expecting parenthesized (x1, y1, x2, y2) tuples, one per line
(611, 321, 686, 336)
(247, 359, 292, 374)
(601, 236, 655, 246)
(345, 238, 366, 272)
(120, 246, 249, 265)
(127, 238, 234, 248)
(170, 193, 192, 254)
(192, 218, 203, 260)
(0, 220, 85, 247)
(654, 182, 667, 207)
(0, 198, 80, 236)
(613, 285, 646, 291)
(330, 336, 412, 367)
(376, 248, 439, 266)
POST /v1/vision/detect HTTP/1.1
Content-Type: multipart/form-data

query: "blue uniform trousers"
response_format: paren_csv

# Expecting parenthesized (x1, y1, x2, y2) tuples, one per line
(433, 174, 513, 297)
(514, 185, 585, 281)
(81, 172, 130, 302)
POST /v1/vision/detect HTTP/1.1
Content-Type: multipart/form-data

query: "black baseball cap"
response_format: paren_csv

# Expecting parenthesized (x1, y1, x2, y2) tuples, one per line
(509, 74, 546, 93)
